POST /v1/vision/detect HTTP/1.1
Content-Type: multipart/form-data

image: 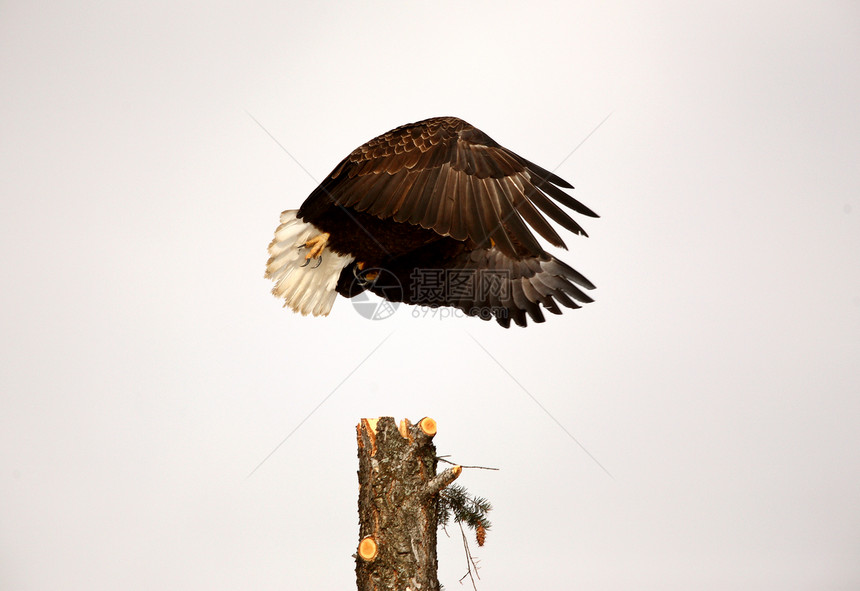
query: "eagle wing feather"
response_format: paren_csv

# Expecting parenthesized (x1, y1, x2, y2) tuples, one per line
(368, 246, 595, 328)
(304, 116, 596, 260)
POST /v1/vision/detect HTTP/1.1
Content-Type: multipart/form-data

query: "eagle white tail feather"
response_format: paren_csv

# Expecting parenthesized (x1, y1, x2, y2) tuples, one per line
(265, 210, 353, 316)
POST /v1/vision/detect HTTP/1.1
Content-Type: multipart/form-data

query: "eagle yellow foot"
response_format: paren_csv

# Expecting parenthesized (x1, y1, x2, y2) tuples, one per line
(304, 232, 330, 259)
(299, 232, 330, 268)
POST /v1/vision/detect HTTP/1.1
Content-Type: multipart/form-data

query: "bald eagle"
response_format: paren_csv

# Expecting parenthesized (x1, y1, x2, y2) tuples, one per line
(265, 116, 597, 328)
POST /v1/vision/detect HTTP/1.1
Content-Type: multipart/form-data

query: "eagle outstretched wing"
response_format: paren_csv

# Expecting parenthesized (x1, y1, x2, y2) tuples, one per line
(302, 117, 598, 259)
(368, 246, 595, 328)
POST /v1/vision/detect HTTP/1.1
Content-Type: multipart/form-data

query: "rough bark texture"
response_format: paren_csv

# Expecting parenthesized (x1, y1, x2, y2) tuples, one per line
(355, 417, 460, 591)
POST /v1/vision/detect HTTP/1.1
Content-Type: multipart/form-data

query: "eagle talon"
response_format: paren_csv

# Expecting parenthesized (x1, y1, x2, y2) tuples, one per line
(299, 255, 322, 268)
(296, 234, 329, 269)
(303, 232, 330, 260)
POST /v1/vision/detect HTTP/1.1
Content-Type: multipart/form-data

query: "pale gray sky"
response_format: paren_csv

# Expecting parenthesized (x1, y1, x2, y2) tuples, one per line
(1, 2, 859, 589)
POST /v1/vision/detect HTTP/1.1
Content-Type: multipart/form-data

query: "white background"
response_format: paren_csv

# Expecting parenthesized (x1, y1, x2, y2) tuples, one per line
(2, 2, 859, 589)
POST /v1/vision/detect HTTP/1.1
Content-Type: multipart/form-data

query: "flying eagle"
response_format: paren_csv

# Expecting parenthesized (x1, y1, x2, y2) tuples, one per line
(265, 116, 597, 327)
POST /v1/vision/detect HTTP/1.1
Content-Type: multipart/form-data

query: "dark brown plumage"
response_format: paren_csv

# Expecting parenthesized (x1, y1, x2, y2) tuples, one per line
(267, 116, 598, 327)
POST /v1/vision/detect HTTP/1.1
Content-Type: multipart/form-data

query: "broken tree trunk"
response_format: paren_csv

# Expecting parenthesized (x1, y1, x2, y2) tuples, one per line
(355, 416, 461, 591)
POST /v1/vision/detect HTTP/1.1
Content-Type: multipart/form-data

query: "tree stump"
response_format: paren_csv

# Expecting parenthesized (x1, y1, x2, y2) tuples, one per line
(355, 417, 461, 591)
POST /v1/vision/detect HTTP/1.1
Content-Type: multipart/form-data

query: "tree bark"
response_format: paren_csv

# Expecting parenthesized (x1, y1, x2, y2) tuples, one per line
(355, 417, 461, 591)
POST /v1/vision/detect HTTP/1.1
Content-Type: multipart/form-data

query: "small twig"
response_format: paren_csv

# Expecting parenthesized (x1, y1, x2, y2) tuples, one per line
(457, 521, 481, 590)
(437, 457, 500, 471)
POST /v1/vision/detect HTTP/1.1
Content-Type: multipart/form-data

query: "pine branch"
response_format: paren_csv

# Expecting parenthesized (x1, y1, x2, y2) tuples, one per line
(438, 484, 493, 544)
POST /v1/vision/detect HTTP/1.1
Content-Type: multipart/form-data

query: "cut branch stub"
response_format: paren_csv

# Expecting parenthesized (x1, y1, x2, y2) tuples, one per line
(358, 536, 378, 561)
(398, 418, 412, 440)
(419, 417, 437, 437)
(355, 416, 447, 591)
(424, 465, 462, 499)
